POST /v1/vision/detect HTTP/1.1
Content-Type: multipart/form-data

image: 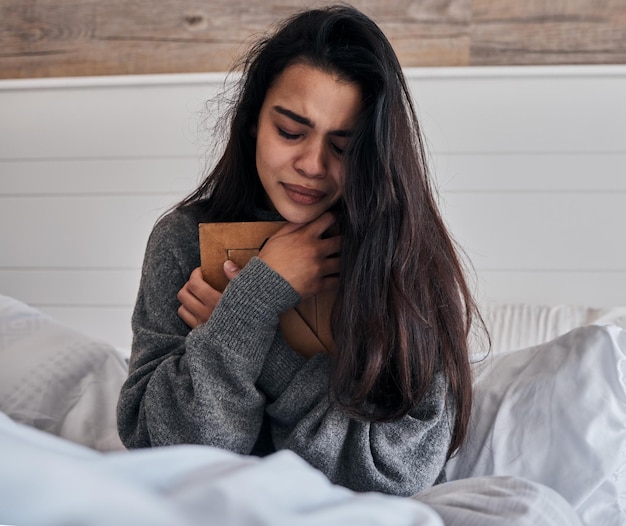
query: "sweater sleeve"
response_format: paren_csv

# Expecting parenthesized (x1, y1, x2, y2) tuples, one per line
(258, 350, 453, 496)
(117, 212, 300, 453)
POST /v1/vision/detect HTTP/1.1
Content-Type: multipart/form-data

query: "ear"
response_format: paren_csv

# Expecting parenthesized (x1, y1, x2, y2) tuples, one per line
(250, 123, 258, 138)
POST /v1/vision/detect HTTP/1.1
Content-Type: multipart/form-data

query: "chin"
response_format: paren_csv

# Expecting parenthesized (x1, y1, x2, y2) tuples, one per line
(279, 206, 326, 225)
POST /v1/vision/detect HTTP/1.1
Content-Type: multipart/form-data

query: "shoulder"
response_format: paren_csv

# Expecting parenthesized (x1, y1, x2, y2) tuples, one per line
(152, 205, 200, 238)
(142, 204, 211, 277)
(147, 202, 211, 250)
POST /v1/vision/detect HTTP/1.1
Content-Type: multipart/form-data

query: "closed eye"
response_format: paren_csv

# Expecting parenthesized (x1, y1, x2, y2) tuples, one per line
(277, 127, 301, 140)
(331, 143, 345, 156)
(278, 125, 346, 156)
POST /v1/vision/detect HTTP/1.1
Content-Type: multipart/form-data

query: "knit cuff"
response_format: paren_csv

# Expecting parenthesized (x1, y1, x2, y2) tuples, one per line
(191, 257, 301, 363)
(224, 256, 301, 319)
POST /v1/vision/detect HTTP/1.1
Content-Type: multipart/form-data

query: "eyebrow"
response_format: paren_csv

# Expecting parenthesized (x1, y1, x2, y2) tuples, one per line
(272, 105, 352, 137)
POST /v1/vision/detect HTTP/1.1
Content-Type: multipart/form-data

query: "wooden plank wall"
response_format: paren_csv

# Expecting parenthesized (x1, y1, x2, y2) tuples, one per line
(1, 0, 625, 79)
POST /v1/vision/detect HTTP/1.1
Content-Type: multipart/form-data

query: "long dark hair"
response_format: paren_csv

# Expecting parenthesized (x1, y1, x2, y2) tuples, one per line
(178, 4, 480, 457)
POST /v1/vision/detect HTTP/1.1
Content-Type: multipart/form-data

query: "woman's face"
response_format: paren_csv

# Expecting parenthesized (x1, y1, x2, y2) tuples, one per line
(255, 63, 362, 224)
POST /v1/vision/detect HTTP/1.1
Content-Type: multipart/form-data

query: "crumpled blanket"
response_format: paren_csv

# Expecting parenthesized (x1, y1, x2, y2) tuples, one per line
(0, 411, 580, 526)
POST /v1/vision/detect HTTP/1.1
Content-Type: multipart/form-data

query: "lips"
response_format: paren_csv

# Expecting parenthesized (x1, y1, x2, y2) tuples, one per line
(282, 183, 327, 205)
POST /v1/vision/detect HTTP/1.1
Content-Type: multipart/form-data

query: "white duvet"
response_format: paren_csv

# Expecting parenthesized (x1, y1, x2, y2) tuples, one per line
(0, 412, 439, 526)
(0, 412, 581, 526)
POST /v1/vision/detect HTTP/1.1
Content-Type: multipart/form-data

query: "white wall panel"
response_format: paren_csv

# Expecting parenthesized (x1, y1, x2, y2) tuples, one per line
(0, 195, 177, 268)
(479, 271, 626, 306)
(442, 193, 626, 271)
(408, 67, 626, 154)
(0, 77, 223, 159)
(0, 158, 202, 195)
(0, 269, 140, 306)
(2, 66, 625, 350)
(433, 153, 626, 192)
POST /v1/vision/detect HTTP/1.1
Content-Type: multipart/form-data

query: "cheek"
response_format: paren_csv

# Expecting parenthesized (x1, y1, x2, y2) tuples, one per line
(255, 146, 275, 189)
(256, 135, 287, 173)
(333, 167, 346, 196)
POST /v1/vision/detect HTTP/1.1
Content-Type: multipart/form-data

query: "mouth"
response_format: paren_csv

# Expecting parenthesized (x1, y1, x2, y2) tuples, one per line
(282, 183, 327, 205)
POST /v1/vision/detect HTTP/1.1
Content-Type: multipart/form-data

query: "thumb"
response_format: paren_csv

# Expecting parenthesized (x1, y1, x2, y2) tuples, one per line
(223, 259, 241, 281)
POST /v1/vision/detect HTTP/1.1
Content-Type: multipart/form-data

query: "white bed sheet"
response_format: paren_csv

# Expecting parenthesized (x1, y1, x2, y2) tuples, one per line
(1, 293, 624, 524)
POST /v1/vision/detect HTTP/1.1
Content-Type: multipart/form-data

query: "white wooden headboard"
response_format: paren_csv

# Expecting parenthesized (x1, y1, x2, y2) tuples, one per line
(1, 66, 625, 350)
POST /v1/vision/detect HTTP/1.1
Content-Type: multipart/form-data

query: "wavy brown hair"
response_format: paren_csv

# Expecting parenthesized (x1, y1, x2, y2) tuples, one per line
(177, 4, 482, 457)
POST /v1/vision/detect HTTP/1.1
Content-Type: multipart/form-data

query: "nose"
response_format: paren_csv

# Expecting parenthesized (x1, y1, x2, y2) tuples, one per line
(295, 139, 327, 179)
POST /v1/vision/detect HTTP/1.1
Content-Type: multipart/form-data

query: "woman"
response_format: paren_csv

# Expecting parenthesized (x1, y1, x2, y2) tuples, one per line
(117, 4, 477, 497)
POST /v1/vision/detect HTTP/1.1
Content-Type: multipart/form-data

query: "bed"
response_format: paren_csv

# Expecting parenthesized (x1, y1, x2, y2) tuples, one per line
(1, 65, 626, 525)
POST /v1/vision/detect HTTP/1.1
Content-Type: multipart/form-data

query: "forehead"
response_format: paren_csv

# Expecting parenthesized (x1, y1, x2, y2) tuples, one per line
(263, 63, 362, 130)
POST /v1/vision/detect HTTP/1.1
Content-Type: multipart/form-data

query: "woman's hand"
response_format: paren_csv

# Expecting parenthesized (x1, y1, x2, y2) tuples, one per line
(177, 262, 241, 329)
(259, 212, 341, 300)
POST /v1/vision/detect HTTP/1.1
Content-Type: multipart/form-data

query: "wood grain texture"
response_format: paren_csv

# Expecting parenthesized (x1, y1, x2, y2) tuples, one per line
(3, 0, 624, 79)
(470, 0, 626, 65)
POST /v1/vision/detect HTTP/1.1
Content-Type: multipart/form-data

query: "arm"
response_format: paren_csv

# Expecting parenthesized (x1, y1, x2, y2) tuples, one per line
(253, 213, 452, 495)
(117, 212, 300, 453)
(258, 352, 452, 496)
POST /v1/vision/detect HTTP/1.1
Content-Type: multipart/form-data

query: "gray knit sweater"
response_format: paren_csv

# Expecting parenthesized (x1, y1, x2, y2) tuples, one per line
(117, 204, 453, 496)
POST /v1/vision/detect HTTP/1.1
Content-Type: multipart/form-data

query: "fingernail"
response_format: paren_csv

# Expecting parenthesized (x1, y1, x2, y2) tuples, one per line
(224, 260, 238, 273)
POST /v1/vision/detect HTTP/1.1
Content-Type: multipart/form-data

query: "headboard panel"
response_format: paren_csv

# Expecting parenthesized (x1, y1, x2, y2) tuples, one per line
(1, 66, 625, 349)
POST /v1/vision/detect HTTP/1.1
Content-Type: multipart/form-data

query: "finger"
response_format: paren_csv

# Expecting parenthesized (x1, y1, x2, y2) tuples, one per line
(186, 271, 221, 304)
(320, 234, 342, 256)
(177, 287, 207, 316)
(319, 274, 340, 293)
(272, 220, 307, 239)
(304, 211, 338, 237)
(178, 305, 200, 329)
(190, 266, 205, 280)
(223, 260, 241, 281)
(178, 273, 220, 311)
(322, 253, 341, 274)
(186, 267, 210, 294)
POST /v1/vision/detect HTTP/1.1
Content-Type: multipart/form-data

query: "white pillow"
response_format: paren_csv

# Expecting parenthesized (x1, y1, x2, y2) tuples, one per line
(446, 324, 626, 525)
(475, 302, 626, 356)
(0, 294, 128, 451)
